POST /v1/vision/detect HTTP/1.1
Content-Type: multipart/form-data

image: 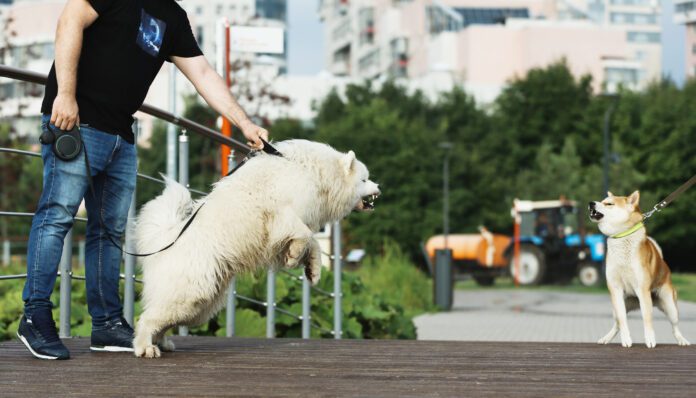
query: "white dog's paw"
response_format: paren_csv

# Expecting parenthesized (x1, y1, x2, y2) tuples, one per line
(135, 344, 161, 358)
(644, 330, 656, 348)
(159, 338, 176, 352)
(285, 240, 308, 269)
(304, 262, 321, 285)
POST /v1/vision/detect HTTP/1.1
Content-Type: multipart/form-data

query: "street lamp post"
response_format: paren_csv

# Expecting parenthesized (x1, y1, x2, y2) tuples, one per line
(434, 141, 454, 311)
(439, 142, 453, 248)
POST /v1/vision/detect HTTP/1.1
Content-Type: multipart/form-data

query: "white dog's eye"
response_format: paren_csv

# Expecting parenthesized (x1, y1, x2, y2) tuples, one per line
(362, 179, 367, 183)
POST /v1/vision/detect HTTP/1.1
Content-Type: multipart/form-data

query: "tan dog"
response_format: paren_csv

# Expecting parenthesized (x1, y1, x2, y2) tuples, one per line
(589, 191, 690, 348)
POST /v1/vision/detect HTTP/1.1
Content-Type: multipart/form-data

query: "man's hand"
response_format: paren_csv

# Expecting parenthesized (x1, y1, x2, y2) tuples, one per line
(51, 94, 79, 130)
(239, 120, 269, 149)
(173, 55, 271, 149)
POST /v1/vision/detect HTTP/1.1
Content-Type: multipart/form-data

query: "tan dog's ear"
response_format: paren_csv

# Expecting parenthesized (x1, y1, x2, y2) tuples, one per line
(342, 151, 356, 174)
(607, 191, 614, 198)
(628, 190, 640, 207)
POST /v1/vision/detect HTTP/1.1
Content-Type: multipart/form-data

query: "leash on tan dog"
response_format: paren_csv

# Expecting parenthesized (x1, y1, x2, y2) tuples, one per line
(610, 174, 695, 239)
(642, 174, 696, 221)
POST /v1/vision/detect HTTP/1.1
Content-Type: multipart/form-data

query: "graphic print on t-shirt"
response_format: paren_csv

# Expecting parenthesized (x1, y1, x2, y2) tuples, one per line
(136, 9, 166, 57)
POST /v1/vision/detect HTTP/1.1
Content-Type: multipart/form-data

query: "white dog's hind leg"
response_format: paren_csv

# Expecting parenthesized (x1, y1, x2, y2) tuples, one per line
(154, 329, 176, 352)
(134, 314, 169, 358)
(304, 238, 322, 285)
(656, 286, 690, 346)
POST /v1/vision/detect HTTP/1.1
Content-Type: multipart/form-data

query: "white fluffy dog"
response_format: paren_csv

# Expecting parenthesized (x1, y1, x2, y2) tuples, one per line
(133, 140, 380, 358)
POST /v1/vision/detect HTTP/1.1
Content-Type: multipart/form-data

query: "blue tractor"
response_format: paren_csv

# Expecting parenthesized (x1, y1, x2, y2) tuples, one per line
(510, 199, 605, 286)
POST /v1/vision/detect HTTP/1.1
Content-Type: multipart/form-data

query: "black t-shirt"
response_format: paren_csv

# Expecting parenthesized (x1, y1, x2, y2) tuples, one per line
(41, 0, 202, 144)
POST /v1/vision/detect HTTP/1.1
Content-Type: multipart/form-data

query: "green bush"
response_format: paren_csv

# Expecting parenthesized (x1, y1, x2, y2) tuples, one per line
(0, 248, 434, 340)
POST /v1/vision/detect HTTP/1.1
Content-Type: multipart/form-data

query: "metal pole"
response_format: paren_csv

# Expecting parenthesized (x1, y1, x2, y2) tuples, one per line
(166, 63, 177, 180)
(302, 273, 310, 339)
(226, 277, 236, 337)
(2, 240, 9, 266)
(78, 240, 85, 269)
(123, 120, 139, 326)
(443, 151, 450, 249)
(178, 130, 189, 336)
(332, 221, 342, 339)
(59, 228, 73, 338)
(602, 104, 614, 198)
(266, 270, 276, 338)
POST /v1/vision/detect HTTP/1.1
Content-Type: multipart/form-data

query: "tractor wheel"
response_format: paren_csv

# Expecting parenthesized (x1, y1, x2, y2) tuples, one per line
(473, 275, 495, 286)
(578, 262, 601, 287)
(509, 245, 546, 286)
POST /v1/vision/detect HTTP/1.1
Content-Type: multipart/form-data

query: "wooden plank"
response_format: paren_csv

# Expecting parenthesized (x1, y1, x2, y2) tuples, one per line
(0, 337, 694, 397)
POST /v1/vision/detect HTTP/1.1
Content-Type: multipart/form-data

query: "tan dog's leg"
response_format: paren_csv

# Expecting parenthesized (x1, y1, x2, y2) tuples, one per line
(637, 288, 656, 348)
(656, 285, 691, 346)
(609, 287, 632, 347)
(599, 296, 639, 344)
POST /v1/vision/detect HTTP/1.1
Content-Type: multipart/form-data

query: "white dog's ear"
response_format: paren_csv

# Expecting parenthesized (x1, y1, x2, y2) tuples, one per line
(628, 190, 640, 207)
(342, 151, 356, 174)
(607, 191, 614, 198)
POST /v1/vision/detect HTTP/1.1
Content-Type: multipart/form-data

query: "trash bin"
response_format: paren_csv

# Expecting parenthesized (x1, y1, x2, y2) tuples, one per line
(434, 249, 453, 311)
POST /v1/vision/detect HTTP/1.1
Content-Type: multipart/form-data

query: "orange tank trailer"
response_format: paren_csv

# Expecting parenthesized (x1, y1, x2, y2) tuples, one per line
(425, 234, 511, 268)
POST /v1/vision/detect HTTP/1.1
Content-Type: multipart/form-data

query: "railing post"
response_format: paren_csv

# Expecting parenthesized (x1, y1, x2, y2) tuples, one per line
(123, 120, 139, 327)
(178, 129, 189, 337)
(266, 270, 275, 338)
(2, 240, 9, 266)
(302, 273, 310, 339)
(59, 228, 73, 338)
(226, 277, 236, 337)
(166, 63, 178, 180)
(332, 221, 342, 339)
(78, 240, 85, 269)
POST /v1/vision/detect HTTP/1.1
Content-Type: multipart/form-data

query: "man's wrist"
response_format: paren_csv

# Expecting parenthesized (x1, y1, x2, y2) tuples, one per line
(57, 90, 76, 98)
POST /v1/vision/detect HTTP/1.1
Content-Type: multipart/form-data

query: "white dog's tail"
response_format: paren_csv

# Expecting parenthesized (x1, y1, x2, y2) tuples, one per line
(135, 176, 195, 255)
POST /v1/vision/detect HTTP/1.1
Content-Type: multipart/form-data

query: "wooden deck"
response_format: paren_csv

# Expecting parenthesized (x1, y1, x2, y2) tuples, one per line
(1, 337, 695, 397)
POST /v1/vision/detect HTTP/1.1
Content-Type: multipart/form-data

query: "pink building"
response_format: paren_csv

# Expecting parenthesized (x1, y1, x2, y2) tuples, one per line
(674, 0, 696, 78)
(320, 0, 654, 101)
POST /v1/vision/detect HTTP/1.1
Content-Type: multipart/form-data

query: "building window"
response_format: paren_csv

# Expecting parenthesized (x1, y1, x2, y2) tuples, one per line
(195, 6, 203, 16)
(610, 12, 657, 25)
(358, 48, 380, 74)
(389, 38, 409, 78)
(611, 0, 652, 5)
(692, 44, 696, 54)
(256, 0, 287, 21)
(196, 26, 204, 46)
(359, 8, 375, 45)
(627, 31, 660, 43)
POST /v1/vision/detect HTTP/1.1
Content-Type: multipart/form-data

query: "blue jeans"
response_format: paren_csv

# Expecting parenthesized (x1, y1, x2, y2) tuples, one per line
(23, 115, 137, 329)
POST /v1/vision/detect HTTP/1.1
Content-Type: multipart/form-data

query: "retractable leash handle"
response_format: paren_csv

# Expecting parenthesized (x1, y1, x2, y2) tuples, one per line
(643, 174, 696, 220)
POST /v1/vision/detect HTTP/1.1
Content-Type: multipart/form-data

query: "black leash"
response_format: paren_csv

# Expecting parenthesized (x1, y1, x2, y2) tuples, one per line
(643, 173, 696, 220)
(83, 136, 282, 257)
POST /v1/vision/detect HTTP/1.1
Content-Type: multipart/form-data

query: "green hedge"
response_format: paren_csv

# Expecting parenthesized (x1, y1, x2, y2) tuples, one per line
(0, 249, 433, 340)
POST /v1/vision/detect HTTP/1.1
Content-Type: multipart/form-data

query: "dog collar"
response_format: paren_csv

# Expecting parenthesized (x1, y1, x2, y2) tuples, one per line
(610, 222, 645, 239)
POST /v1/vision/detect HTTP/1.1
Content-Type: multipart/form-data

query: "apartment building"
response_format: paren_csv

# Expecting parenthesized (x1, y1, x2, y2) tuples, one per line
(674, 0, 696, 78)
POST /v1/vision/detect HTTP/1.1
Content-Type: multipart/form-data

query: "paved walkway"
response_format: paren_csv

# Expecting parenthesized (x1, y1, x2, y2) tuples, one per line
(414, 290, 696, 345)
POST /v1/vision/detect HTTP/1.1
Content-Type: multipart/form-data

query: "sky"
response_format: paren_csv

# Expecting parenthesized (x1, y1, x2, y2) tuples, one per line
(286, 0, 325, 76)
(286, 0, 687, 83)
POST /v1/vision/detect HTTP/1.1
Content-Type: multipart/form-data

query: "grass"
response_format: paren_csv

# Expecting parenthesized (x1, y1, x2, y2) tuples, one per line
(456, 274, 696, 303)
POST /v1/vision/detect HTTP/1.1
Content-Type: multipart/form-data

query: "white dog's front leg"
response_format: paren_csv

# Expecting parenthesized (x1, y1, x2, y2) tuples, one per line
(270, 207, 314, 270)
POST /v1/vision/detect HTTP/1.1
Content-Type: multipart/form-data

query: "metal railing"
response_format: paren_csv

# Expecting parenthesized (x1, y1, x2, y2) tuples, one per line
(0, 64, 344, 340)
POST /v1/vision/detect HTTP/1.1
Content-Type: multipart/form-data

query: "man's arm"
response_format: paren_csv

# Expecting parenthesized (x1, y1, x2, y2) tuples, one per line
(51, 0, 99, 130)
(173, 55, 269, 149)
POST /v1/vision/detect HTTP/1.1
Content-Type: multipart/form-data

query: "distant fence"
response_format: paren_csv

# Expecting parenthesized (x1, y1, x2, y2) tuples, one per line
(0, 64, 344, 339)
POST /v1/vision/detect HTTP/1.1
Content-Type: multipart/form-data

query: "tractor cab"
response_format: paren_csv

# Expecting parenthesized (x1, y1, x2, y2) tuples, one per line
(511, 199, 604, 286)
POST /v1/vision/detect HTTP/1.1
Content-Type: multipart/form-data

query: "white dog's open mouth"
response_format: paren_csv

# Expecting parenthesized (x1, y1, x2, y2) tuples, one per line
(356, 194, 379, 212)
